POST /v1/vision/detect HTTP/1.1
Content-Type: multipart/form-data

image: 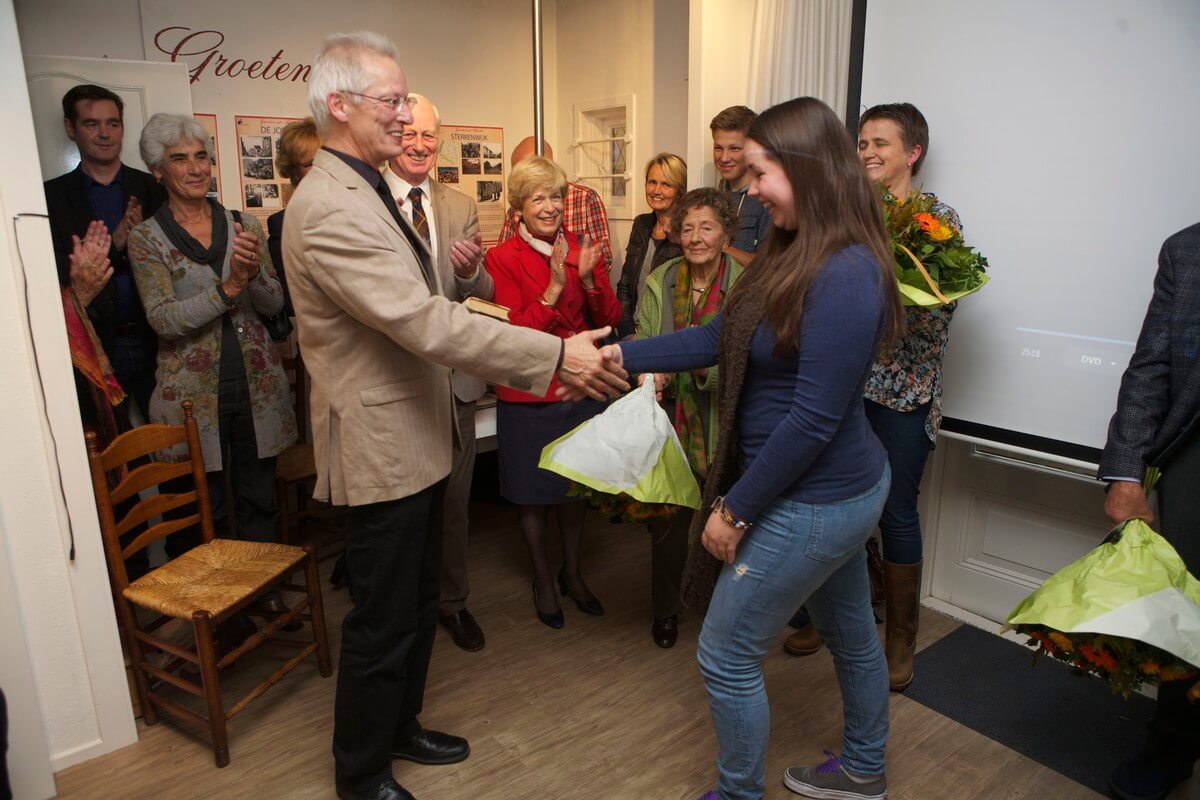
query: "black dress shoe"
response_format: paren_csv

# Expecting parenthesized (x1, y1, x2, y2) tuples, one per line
(557, 568, 604, 615)
(439, 609, 485, 651)
(532, 582, 564, 628)
(336, 777, 415, 800)
(392, 727, 470, 765)
(651, 615, 678, 649)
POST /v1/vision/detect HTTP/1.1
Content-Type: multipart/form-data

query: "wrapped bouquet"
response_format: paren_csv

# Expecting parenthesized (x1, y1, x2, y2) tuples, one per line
(881, 188, 990, 307)
(1004, 518, 1200, 698)
(539, 380, 701, 523)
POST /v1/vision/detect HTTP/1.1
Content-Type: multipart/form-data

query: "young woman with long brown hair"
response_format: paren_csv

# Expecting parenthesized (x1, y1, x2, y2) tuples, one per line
(602, 97, 904, 799)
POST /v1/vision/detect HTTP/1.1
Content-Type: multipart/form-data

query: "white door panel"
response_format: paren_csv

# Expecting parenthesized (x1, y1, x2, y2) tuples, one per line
(927, 438, 1110, 624)
(24, 54, 192, 180)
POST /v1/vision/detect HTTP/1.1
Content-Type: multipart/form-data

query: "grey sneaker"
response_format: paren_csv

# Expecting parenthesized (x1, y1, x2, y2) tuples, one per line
(783, 750, 887, 799)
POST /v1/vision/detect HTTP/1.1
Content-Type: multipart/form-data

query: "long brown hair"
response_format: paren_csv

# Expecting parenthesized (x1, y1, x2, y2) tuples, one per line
(726, 97, 904, 353)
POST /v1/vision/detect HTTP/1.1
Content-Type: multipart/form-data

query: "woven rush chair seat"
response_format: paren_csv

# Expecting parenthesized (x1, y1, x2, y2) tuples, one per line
(276, 442, 315, 484)
(124, 538, 308, 620)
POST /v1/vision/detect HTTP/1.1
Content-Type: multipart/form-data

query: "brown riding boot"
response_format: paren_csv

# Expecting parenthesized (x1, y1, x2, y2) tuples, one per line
(883, 559, 922, 692)
(782, 623, 824, 656)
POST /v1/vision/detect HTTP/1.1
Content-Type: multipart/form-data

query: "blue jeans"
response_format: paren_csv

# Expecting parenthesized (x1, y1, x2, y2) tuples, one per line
(698, 467, 891, 799)
(864, 400, 932, 565)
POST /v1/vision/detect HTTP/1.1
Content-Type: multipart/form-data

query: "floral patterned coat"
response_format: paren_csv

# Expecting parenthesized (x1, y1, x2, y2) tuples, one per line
(129, 209, 297, 471)
(864, 195, 962, 442)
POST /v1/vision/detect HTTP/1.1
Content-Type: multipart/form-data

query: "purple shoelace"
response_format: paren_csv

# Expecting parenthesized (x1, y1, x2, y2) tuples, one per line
(816, 749, 842, 774)
(697, 792, 720, 800)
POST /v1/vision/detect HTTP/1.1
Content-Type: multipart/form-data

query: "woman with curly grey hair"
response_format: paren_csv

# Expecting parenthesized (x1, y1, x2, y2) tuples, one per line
(633, 187, 744, 648)
(129, 113, 297, 565)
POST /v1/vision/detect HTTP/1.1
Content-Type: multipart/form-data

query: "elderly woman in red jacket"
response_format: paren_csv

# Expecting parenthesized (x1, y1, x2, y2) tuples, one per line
(486, 155, 621, 629)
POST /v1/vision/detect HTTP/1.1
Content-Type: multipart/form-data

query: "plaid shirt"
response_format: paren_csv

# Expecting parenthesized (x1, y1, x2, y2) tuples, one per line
(498, 181, 613, 272)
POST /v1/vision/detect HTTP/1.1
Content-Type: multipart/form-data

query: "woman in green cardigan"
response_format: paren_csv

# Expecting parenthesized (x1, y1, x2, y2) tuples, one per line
(635, 187, 745, 648)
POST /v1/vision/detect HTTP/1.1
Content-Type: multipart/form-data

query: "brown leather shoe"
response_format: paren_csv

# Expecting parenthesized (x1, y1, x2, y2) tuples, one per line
(782, 623, 823, 656)
(651, 615, 678, 648)
(439, 609, 485, 652)
(884, 559, 922, 692)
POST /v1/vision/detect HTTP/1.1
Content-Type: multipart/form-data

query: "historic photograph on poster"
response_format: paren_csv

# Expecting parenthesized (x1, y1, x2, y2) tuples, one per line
(240, 135, 273, 158)
(193, 113, 223, 203)
(476, 181, 502, 203)
(437, 125, 505, 246)
(234, 115, 301, 224)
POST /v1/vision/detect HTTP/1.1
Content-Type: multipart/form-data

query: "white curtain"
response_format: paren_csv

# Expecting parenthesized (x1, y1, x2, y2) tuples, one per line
(747, 0, 854, 119)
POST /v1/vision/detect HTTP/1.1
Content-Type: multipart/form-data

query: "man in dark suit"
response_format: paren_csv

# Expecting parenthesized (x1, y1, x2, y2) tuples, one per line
(382, 92, 493, 653)
(44, 84, 165, 421)
(1099, 221, 1200, 800)
(285, 32, 626, 800)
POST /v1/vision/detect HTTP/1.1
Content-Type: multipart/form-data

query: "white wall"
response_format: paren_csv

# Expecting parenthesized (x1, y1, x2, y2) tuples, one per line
(4, 0, 139, 787)
(554, 0, 689, 272)
(687, 0, 755, 189)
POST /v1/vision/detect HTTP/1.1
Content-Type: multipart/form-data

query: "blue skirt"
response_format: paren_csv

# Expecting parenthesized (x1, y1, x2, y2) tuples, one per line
(497, 398, 606, 505)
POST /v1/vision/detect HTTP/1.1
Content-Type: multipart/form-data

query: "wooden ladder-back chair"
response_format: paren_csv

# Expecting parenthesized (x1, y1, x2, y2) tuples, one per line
(86, 400, 332, 767)
(275, 351, 320, 544)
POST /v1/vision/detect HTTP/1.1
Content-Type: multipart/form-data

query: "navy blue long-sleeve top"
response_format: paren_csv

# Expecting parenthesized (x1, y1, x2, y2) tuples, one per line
(620, 245, 889, 521)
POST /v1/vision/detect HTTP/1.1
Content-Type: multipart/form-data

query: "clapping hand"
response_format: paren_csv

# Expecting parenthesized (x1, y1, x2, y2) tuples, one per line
(228, 221, 261, 289)
(555, 328, 629, 401)
(577, 233, 600, 288)
(112, 197, 142, 251)
(68, 220, 113, 306)
(449, 231, 485, 278)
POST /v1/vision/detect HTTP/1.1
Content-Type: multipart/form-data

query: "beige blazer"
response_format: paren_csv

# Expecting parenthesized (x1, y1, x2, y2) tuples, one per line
(283, 150, 559, 506)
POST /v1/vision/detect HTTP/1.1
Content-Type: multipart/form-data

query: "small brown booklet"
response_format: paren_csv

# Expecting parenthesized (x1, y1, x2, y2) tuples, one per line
(464, 297, 510, 322)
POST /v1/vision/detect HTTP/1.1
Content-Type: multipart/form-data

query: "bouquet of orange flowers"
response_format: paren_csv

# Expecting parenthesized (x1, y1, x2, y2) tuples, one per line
(880, 188, 989, 307)
(567, 482, 681, 524)
(1005, 516, 1200, 700)
(1017, 625, 1197, 698)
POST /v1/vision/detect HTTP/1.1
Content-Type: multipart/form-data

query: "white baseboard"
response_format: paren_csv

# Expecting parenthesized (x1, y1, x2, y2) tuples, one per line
(52, 730, 137, 772)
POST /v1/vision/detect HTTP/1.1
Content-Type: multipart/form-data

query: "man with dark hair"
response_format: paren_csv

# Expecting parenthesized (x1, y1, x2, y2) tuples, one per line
(710, 105, 771, 265)
(1100, 221, 1200, 800)
(44, 83, 165, 422)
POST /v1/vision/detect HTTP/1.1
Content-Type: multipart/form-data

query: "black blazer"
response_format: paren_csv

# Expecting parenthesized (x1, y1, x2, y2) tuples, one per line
(1099, 221, 1200, 478)
(43, 164, 166, 352)
(616, 212, 683, 338)
(266, 209, 294, 317)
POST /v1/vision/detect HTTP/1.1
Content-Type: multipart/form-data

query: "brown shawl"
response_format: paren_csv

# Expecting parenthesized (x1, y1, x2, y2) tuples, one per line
(679, 290, 765, 612)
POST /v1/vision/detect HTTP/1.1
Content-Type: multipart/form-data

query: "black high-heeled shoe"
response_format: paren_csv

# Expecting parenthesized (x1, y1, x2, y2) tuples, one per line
(532, 581, 564, 629)
(557, 568, 604, 616)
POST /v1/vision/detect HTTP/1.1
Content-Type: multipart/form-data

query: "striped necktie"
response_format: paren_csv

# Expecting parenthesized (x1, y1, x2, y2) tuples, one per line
(408, 186, 431, 246)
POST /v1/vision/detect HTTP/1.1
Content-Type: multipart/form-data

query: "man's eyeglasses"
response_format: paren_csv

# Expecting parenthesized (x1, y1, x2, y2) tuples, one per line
(341, 91, 418, 112)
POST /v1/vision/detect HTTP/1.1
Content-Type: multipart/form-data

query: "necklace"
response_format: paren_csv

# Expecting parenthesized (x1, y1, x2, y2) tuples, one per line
(174, 204, 210, 225)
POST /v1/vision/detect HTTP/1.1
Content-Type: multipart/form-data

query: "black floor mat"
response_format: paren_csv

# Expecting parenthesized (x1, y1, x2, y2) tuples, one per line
(905, 623, 1155, 796)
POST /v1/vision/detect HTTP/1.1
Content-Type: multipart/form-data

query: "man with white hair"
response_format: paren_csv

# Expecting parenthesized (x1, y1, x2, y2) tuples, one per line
(283, 32, 626, 800)
(382, 93, 491, 654)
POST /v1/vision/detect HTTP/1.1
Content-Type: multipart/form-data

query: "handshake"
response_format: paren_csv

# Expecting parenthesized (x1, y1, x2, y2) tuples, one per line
(554, 329, 628, 402)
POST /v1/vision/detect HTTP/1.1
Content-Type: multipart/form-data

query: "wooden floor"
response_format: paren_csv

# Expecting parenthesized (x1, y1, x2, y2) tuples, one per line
(53, 498, 1107, 800)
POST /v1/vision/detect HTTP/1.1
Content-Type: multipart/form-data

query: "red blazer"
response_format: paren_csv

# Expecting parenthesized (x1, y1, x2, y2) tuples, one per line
(486, 231, 621, 402)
